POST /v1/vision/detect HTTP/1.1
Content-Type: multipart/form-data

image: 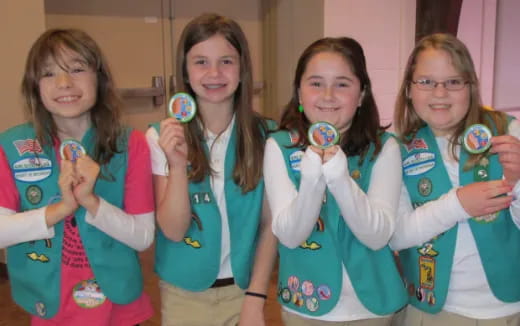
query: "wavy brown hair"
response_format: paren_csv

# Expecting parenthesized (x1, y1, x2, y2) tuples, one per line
(394, 33, 507, 167)
(279, 37, 387, 162)
(176, 13, 268, 192)
(21, 28, 123, 165)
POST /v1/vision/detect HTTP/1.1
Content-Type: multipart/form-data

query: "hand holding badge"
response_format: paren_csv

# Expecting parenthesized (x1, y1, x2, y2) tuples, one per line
(168, 92, 197, 123)
(308, 121, 339, 149)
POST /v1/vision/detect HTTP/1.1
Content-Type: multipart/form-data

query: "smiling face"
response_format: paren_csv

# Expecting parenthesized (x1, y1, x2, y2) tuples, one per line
(410, 48, 470, 136)
(298, 51, 363, 134)
(185, 34, 240, 110)
(38, 49, 97, 126)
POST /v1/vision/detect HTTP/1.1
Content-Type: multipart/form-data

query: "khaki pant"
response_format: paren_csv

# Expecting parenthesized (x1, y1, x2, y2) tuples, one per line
(159, 280, 244, 326)
(282, 310, 393, 326)
(398, 305, 520, 326)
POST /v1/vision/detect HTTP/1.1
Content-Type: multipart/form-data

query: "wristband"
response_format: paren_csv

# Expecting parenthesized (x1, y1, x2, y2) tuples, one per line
(245, 291, 267, 300)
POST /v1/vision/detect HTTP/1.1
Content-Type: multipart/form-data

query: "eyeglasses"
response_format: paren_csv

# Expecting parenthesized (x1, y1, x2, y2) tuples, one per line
(411, 78, 469, 91)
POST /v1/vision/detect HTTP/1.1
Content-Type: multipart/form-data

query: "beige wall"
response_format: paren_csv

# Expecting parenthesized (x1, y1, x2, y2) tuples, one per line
(0, 0, 45, 264)
(0, 1, 46, 132)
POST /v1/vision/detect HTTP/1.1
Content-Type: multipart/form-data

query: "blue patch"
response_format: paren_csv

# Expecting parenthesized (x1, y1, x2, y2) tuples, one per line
(12, 156, 52, 183)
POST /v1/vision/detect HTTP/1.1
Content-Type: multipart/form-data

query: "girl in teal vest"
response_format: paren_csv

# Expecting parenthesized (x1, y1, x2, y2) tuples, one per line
(265, 37, 406, 326)
(145, 13, 277, 326)
(391, 33, 520, 325)
(0, 29, 155, 325)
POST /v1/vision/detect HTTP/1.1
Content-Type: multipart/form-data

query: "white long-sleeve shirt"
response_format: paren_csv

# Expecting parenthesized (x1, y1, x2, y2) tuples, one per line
(391, 119, 520, 319)
(265, 136, 401, 321)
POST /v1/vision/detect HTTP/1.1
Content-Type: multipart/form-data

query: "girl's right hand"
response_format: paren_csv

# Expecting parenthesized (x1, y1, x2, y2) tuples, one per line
(58, 160, 79, 215)
(158, 118, 188, 171)
(456, 180, 513, 217)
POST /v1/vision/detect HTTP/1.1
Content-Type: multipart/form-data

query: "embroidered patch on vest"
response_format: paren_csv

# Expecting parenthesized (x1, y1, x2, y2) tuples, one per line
(419, 256, 435, 290)
(13, 139, 43, 156)
(25, 185, 43, 205)
(73, 279, 106, 308)
(301, 280, 314, 296)
(306, 297, 319, 312)
(405, 138, 428, 152)
(317, 285, 331, 300)
(418, 178, 433, 197)
(300, 241, 321, 250)
(12, 156, 52, 183)
(26, 252, 49, 263)
(403, 152, 436, 176)
(183, 237, 201, 248)
(351, 169, 361, 180)
(472, 212, 499, 224)
(35, 302, 46, 317)
(289, 150, 304, 172)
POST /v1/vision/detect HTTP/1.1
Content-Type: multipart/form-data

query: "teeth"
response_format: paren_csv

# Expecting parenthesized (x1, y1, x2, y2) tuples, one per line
(430, 104, 451, 109)
(56, 96, 80, 103)
(205, 84, 224, 89)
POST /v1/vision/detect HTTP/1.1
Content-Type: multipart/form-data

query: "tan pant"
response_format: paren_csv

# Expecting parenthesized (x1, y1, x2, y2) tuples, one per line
(399, 305, 520, 326)
(159, 280, 245, 326)
(282, 310, 393, 326)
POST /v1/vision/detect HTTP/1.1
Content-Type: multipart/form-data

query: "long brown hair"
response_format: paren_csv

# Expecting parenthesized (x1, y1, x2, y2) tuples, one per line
(21, 28, 123, 165)
(279, 37, 387, 161)
(394, 33, 507, 166)
(176, 13, 268, 192)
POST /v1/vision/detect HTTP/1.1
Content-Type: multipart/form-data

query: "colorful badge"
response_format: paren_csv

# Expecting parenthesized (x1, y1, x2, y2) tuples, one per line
(280, 287, 291, 303)
(292, 292, 304, 307)
(301, 280, 315, 296)
(288, 276, 300, 292)
(427, 291, 436, 306)
(168, 92, 197, 123)
(308, 122, 339, 149)
(35, 302, 46, 317)
(306, 297, 319, 312)
(72, 279, 106, 308)
(316, 285, 331, 300)
(351, 169, 361, 180)
(419, 256, 435, 290)
(13, 156, 52, 183)
(463, 124, 492, 154)
(26, 185, 43, 205)
(60, 139, 86, 162)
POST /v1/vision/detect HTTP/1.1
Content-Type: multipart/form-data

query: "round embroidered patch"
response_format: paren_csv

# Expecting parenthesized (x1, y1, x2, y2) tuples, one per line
(306, 297, 319, 312)
(292, 292, 304, 307)
(72, 279, 106, 308)
(60, 139, 86, 162)
(301, 280, 314, 296)
(308, 121, 339, 149)
(427, 291, 436, 306)
(35, 302, 46, 317)
(281, 287, 291, 303)
(463, 124, 492, 154)
(26, 185, 43, 205)
(288, 275, 300, 292)
(418, 178, 432, 197)
(316, 285, 331, 300)
(168, 92, 197, 123)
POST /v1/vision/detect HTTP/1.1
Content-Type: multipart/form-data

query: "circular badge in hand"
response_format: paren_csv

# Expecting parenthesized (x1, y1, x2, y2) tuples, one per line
(308, 121, 339, 149)
(60, 139, 86, 162)
(168, 92, 197, 123)
(463, 124, 492, 154)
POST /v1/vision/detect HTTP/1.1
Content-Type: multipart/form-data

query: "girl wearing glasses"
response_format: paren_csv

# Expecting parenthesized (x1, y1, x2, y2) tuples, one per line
(391, 33, 520, 325)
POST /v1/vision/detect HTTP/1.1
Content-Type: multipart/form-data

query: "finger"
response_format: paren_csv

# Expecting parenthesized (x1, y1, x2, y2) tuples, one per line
(485, 196, 513, 213)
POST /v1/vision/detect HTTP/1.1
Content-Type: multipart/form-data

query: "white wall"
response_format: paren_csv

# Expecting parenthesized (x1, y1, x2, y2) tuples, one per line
(493, 0, 520, 112)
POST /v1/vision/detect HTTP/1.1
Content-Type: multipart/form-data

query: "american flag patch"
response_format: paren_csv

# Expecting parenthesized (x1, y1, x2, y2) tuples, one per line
(405, 138, 428, 152)
(13, 139, 43, 155)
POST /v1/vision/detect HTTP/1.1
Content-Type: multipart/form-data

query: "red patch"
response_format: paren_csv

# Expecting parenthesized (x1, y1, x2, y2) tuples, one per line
(406, 138, 428, 152)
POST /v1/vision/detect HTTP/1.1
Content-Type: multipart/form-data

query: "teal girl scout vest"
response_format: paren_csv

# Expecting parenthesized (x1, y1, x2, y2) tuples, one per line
(152, 120, 272, 291)
(399, 123, 520, 314)
(0, 123, 143, 319)
(271, 130, 407, 317)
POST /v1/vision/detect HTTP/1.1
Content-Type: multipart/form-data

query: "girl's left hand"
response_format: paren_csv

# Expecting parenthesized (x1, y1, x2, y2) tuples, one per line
(323, 145, 339, 164)
(491, 135, 520, 186)
(238, 295, 265, 326)
(73, 155, 100, 210)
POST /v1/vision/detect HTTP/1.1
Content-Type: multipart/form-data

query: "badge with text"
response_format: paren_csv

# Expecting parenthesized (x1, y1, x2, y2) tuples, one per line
(463, 124, 492, 154)
(168, 92, 197, 123)
(308, 122, 339, 149)
(60, 139, 86, 162)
